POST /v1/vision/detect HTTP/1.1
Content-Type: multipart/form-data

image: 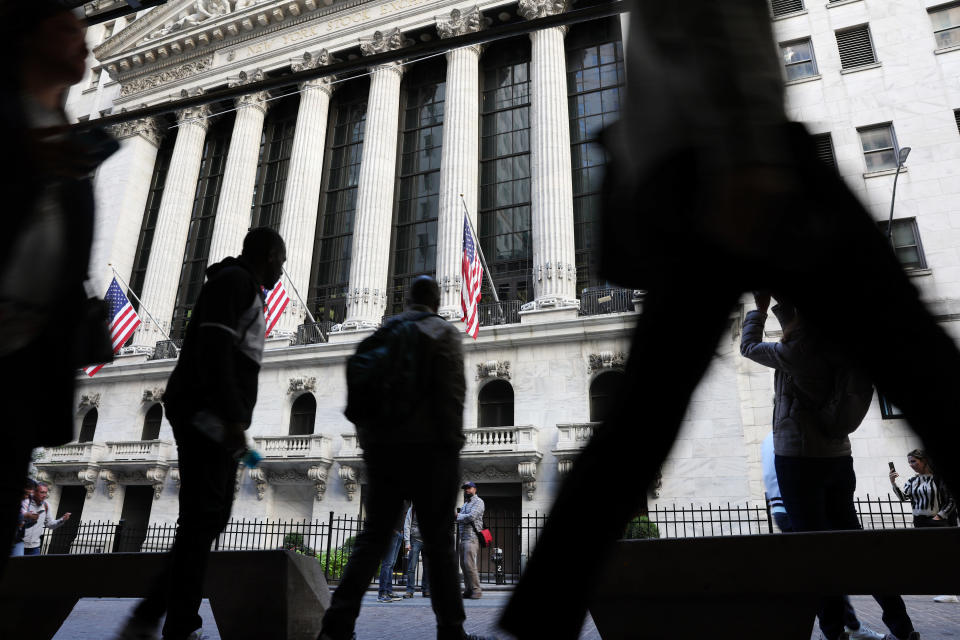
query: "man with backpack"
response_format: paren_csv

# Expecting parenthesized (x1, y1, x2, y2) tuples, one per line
(741, 293, 919, 640)
(319, 275, 495, 640)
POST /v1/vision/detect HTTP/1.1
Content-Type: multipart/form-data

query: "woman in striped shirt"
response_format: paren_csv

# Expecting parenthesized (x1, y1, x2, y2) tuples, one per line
(889, 449, 956, 527)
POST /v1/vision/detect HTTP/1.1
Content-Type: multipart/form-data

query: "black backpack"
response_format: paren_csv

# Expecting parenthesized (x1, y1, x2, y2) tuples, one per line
(790, 365, 874, 438)
(344, 312, 436, 426)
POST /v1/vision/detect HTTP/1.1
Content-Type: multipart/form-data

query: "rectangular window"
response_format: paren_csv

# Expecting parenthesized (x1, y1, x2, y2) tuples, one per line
(251, 93, 298, 231)
(389, 60, 445, 315)
(878, 392, 904, 419)
(955, 108, 960, 133)
(836, 25, 878, 69)
(858, 123, 899, 172)
(878, 218, 927, 271)
(812, 132, 837, 171)
(930, 3, 960, 49)
(566, 18, 624, 294)
(308, 83, 368, 325)
(781, 38, 818, 81)
(771, 0, 804, 18)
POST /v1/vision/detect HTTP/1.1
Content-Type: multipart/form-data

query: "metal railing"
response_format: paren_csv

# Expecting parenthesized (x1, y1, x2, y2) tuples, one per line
(38, 497, 922, 583)
(579, 287, 636, 316)
(293, 322, 330, 345)
(149, 339, 183, 360)
(477, 301, 522, 327)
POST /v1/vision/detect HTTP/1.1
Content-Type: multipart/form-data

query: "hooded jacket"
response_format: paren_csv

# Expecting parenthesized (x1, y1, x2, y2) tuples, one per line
(163, 257, 265, 426)
(740, 307, 851, 458)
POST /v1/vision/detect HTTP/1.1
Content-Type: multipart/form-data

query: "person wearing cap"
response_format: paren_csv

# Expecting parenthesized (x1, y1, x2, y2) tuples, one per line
(457, 481, 484, 599)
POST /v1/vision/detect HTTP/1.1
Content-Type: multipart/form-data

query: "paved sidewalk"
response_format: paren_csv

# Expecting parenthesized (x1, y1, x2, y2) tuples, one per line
(53, 592, 960, 639)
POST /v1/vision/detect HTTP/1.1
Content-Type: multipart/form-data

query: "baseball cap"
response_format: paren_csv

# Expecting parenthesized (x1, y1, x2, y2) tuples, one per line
(462, 481, 477, 489)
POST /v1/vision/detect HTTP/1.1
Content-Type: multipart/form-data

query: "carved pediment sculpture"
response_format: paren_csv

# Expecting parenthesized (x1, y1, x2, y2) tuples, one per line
(587, 351, 626, 374)
(142, 0, 232, 43)
(476, 360, 510, 381)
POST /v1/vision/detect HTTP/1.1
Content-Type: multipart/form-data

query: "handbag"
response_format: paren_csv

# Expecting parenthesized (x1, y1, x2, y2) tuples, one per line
(473, 522, 493, 548)
(73, 297, 114, 368)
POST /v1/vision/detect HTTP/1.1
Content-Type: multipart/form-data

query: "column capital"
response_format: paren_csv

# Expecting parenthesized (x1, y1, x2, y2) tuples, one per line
(360, 27, 412, 56)
(231, 68, 271, 113)
(437, 6, 484, 39)
(518, 0, 570, 20)
(176, 103, 212, 130)
(293, 50, 338, 95)
(108, 113, 164, 147)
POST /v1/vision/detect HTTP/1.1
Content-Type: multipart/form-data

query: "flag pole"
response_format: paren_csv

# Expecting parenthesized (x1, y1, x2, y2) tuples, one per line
(459, 194, 505, 324)
(108, 264, 179, 354)
(281, 267, 316, 325)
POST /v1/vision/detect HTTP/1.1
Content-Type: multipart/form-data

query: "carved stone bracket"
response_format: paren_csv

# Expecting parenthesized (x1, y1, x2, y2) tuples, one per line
(169, 468, 181, 491)
(35, 470, 53, 484)
(339, 465, 358, 501)
(476, 360, 511, 381)
(235, 467, 243, 497)
(288, 376, 317, 395)
(77, 466, 99, 499)
(436, 6, 483, 39)
(588, 351, 626, 374)
(145, 466, 168, 500)
(142, 386, 165, 403)
(100, 469, 118, 499)
(518, 0, 570, 20)
(518, 461, 537, 500)
(649, 466, 663, 500)
(359, 27, 413, 56)
(556, 459, 573, 475)
(248, 468, 267, 500)
(307, 465, 328, 501)
(78, 393, 101, 410)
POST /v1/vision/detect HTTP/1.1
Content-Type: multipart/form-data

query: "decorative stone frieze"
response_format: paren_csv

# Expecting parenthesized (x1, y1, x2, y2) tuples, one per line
(146, 466, 168, 499)
(588, 351, 626, 373)
(248, 468, 267, 500)
(77, 466, 99, 499)
(118, 56, 214, 95)
(436, 6, 483, 39)
(78, 393, 101, 410)
(518, 461, 537, 500)
(108, 116, 163, 147)
(142, 387, 165, 403)
(100, 469, 118, 499)
(307, 465, 328, 501)
(288, 377, 317, 395)
(476, 360, 511, 381)
(339, 465, 358, 501)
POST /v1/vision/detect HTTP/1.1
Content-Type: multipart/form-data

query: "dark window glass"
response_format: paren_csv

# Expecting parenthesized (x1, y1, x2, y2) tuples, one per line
(480, 39, 533, 303)
(78, 408, 98, 443)
(141, 404, 163, 440)
(128, 132, 175, 305)
(566, 19, 624, 294)
(478, 379, 514, 428)
(780, 39, 818, 81)
(878, 392, 904, 419)
(590, 370, 624, 422)
(251, 93, 299, 231)
(930, 3, 960, 49)
(858, 123, 899, 172)
(877, 218, 927, 270)
(289, 393, 317, 436)
(308, 81, 368, 325)
(170, 116, 233, 339)
(388, 60, 445, 315)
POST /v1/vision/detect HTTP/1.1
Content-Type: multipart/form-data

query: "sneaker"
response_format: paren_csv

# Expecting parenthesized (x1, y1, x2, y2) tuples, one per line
(465, 592, 482, 599)
(377, 594, 394, 603)
(114, 616, 160, 640)
(403, 592, 414, 599)
(845, 624, 884, 640)
(387, 592, 403, 601)
(422, 591, 431, 598)
(934, 595, 960, 603)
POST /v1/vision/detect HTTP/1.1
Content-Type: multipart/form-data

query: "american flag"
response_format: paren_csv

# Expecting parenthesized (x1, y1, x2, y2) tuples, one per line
(84, 278, 141, 377)
(263, 278, 290, 337)
(461, 214, 483, 339)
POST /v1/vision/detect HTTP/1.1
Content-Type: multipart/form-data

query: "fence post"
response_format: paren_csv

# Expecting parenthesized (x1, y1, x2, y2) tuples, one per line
(324, 511, 334, 579)
(112, 519, 125, 553)
(764, 492, 774, 534)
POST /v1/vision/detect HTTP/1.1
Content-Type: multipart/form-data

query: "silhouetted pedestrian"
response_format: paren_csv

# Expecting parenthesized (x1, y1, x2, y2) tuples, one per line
(403, 505, 430, 598)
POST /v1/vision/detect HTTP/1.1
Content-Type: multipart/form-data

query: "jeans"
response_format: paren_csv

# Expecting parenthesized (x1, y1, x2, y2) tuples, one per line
(776, 455, 914, 640)
(459, 536, 481, 595)
(405, 538, 430, 594)
(321, 446, 466, 640)
(22, 546, 40, 556)
(10, 542, 24, 557)
(134, 417, 238, 640)
(379, 531, 403, 596)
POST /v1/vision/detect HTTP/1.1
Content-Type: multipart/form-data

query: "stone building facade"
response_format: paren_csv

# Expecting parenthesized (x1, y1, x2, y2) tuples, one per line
(35, 0, 960, 543)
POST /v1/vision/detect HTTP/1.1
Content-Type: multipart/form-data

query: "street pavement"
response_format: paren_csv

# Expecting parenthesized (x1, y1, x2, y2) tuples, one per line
(54, 593, 959, 639)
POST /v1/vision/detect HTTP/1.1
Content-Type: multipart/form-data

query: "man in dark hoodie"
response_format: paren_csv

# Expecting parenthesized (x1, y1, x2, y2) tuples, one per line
(319, 275, 494, 640)
(115, 227, 285, 640)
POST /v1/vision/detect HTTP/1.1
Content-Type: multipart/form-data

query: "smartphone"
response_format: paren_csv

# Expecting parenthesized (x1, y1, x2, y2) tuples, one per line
(888, 461, 896, 472)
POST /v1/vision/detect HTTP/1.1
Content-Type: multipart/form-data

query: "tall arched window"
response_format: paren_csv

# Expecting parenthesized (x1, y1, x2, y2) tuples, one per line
(141, 404, 163, 441)
(78, 408, 98, 443)
(478, 379, 514, 428)
(289, 393, 317, 436)
(589, 371, 624, 423)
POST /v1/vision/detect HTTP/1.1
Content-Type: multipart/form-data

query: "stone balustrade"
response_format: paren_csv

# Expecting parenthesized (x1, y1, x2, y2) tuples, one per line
(462, 426, 539, 453)
(554, 422, 601, 451)
(37, 442, 106, 466)
(103, 440, 174, 464)
(253, 434, 332, 460)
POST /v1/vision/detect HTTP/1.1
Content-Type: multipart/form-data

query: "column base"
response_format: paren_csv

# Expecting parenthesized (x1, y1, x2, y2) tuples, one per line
(327, 322, 377, 344)
(519, 301, 580, 324)
(437, 307, 462, 322)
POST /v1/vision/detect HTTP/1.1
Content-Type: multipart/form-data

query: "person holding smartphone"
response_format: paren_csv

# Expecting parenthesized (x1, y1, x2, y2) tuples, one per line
(890, 450, 956, 528)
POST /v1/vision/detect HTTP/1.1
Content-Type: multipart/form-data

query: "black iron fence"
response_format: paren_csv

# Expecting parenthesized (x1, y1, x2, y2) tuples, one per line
(38, 497, 920, 584)
(579, 287, 636, 316)
(149, 339, 183, 360)
(293, 322, 331, 345)
(477, 300, 522, 327)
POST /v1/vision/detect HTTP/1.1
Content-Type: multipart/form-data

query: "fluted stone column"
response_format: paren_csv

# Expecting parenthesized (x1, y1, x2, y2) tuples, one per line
(207, 69, 270, 265)
(520, 0, 579, 313)
(131, 102, 211, 348)
(274, 51, 336, 333)
(89, 117, 163, 296)
(341, 29, 410, 330)
(435, 7, 483, 321)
